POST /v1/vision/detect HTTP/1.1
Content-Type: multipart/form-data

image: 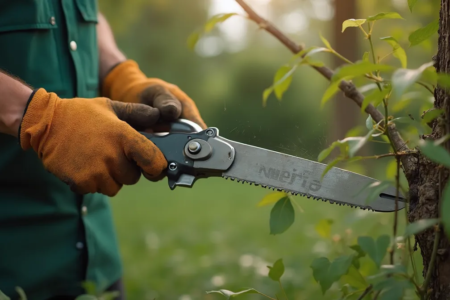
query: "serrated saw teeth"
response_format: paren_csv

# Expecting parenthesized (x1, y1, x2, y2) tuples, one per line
(222, 175, 376, 212)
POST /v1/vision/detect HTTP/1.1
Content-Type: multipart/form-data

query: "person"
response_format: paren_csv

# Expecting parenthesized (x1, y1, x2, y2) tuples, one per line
(0, 1, 205, 299)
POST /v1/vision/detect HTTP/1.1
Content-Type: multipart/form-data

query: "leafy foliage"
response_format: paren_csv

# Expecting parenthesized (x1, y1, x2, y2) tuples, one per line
(391, 62, 434, 98)
(408, 19, 439, 47)
(268, 259, 285, 281)
(367, 12, 403, 21)
(311, 255, 355, 294)
(418, 140, 450, 168)
(380, 37, 407, 68)
(358, 235, 390, 267)
(342, 19, 366, 32)
(206, 289, 260, 299)
(270, 197, 295, 235)
(404, 219, 439, 238)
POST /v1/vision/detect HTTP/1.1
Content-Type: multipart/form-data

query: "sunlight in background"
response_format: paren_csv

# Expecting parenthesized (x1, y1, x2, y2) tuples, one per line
(196, 0, 333, 57)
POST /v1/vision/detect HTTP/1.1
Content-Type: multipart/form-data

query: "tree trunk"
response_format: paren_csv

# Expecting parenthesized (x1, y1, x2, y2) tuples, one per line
(330, 0, 359, 141)
(409, 1, 450, 299)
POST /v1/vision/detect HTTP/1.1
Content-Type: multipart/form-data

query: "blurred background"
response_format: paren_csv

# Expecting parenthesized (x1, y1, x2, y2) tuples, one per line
(99, 0, 439, 299)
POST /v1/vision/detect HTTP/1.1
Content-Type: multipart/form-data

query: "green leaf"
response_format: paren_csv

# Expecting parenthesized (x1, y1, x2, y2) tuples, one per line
(267, 258, 285, 281)
(0, 291, 10, 300)
(342, 19, 366, 32)
(342, 265, 368, 290)
(418, 140, 450, 168)
(81, 282, 97, 295)
(438, 73, 450, 89)
(332, 62, 393, 83)
(305, 47, 331, 57)
(273, 65, 295, 100)
(361, 87, 390, 112)
(358, 235, 390, 267)
(422, 109, 444, 123)
(321, 157, 343, 178)
(205, 13, 237, 32)
(367, 12, 403, 21)
(373, 277, 412, 300)
(262, 87, 273, 107)
(187, 31, 200, 50)
(350, 245, 366, 258)
(15, 288, 26, 300)
(321, 80, 342, 107)
(366, 115, 373, 130)
(311, 255, 355, 294)
(404, 219, 439, 238)
(258, 192, 288, 207)
(362, 52, 370, 63)
(348, 129, 375, 157)
(101, 292, 121, 300)
(75, 296, 97, 300)
(270, 197, 295, 235)
(363, 181, 395, 205)
(409, 19, 439, 47)
(408, 0, 418, 12)
(206, 289, 259, 299)
(320, 33, 332, 49)
(380, 37, 407, 68)
(391, 61, 434, 98)
(441, 183, 450, 239)
(315, 219, 334, 238)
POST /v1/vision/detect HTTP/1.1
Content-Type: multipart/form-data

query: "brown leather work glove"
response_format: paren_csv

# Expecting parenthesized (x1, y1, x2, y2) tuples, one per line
(101, 60, 207, 129)
(20, 88, 167, 197)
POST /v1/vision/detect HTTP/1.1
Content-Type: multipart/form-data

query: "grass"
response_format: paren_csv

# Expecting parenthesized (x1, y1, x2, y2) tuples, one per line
(111, 177, 418, 300)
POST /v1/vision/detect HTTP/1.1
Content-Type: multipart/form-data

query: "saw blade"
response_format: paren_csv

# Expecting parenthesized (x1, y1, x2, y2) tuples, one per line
(218, 137, 405, 212)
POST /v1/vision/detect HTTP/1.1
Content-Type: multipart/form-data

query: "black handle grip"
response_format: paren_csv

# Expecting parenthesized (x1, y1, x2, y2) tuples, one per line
(139, 120, 217, 189)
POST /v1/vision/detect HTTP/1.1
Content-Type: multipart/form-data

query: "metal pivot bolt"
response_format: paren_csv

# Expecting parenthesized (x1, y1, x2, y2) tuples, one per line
(206, 129, 214, 136)
(169, 162, 177, 171)
(187, 141, 202, 154)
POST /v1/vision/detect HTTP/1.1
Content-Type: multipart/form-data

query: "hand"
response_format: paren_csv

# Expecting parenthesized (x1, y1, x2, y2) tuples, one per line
(102, 60, 207, 129)
(20, 88, 167, 196)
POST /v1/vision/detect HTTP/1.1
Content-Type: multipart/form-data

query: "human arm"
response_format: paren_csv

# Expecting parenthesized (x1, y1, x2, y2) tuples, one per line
(0, 71, 167, 196)
(0, 71, 33, 136)
(96, 12, 207, 128)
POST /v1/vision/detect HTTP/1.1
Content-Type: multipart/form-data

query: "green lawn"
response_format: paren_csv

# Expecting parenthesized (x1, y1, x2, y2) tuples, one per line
(111, 177, 418, 300)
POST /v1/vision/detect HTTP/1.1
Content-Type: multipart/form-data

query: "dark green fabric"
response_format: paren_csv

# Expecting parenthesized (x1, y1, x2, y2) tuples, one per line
(0, 1, 122, 299)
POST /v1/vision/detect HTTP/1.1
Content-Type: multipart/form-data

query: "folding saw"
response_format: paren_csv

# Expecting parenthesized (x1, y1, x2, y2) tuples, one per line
(141, 119, 405, 212)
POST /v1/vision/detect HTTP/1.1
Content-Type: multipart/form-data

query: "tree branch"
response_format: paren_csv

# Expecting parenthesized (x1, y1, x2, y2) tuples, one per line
(235, 0, 415, 178)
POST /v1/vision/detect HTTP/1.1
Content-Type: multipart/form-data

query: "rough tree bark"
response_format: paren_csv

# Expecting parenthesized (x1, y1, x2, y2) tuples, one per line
(409, 1, 450, 299)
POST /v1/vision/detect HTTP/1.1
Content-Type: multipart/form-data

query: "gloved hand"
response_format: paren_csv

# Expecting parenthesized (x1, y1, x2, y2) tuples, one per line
(20, 88, 167, 196)
(102, 60, 207, 129)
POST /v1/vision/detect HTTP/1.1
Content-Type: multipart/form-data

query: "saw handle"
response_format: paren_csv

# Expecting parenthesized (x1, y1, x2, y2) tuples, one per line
(139, 119, 235, 189)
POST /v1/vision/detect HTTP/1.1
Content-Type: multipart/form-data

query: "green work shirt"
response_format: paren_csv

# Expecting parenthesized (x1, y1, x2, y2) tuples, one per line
(0, 1, 122, 298)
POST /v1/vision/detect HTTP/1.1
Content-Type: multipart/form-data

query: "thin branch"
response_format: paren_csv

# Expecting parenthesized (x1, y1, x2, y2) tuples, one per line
(357, 285, 373, 300)
(391, 156, 401, 264)
(422, 169, 444, 296)
(278, 280, 288, 300)
(421, 225, 440, 296)
(235, 0, 414, 178)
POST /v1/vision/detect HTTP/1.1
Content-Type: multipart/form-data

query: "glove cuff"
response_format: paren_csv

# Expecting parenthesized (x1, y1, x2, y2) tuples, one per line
(101, 59, 148, 103)
(19, 88, 56, 152)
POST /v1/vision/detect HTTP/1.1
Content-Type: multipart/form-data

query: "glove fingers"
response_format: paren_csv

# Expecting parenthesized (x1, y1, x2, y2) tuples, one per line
(124, 130, 168, 180)
(141, 85, 182, 121)
(167, 86, 207, 129)
(110, 101, 160, 130)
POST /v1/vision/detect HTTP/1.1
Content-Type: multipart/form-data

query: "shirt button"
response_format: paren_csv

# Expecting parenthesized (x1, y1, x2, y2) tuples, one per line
(50, 16, 56, 25)
(81, 206, 88, 216)
(76, 242, 84, 249)
(70, 41, 77, 51)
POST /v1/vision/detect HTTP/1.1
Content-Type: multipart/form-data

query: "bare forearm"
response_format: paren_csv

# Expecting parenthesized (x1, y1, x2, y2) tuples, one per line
(0, 72, 32, 137)
(97, 12, 126, 84)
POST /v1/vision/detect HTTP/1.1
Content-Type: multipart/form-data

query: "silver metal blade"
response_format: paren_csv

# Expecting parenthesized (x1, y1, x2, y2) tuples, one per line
(219, 138, 405, 212)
